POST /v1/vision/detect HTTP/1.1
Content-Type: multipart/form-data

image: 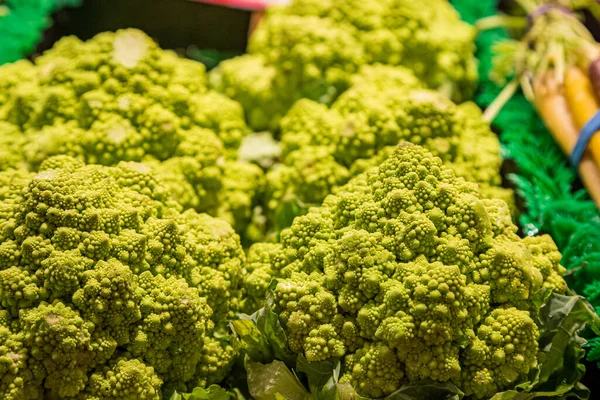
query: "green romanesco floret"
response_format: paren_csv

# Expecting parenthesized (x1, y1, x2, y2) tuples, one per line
(339, 342, 404, 398)
(209, 54, 284, 132)
(194, 336, 238, 388)
(262, 70, 511, 237)
(212, 13, 363, 131)
(246, 144, 567, 398)
(265, 146, 351, 231)
(0, 312, 44, 400)
(20, 300, 112, 398)
(216, 160, 266, 243)
(241, 242, 282, 313)
(248, 13, 364, 101)
(348, 63, 423, 92)
(0, 28, 262, 240)
(128, 272, 212, 388)
(0, 122, 27, 171)
(80, 357, 162, 400)
(0, 156, 246, 397)
(523, 235, 567, 294)
(458, 308, 539, 399)
(211, 0, 476, 130)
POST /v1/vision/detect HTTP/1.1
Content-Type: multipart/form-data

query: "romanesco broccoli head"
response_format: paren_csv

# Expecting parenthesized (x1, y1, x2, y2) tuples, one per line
(211, 13, 363, 132)
(245, 144, 567, 398)
(0, 29, 262, 240)
(211, 0, 477, 130)
(0, 156, 245, 396)
(249, 13, 364, 101)
(209, 54, 283, 132)
(264, 73, 511, 237)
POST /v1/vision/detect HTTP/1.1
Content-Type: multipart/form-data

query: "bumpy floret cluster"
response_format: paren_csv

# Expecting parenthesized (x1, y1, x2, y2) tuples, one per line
(245, 144, 566, 398)
(0, 29, 263, 240)
(0, 156, 245, 398)
(211, 0, 477, 130)
(262, 66, 513, 236)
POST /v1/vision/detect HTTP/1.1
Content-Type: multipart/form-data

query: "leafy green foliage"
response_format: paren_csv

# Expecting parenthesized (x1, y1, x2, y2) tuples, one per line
(169, 385, 236, 400)
(0, 0, 81, 65)
(488, 292, 599, 399)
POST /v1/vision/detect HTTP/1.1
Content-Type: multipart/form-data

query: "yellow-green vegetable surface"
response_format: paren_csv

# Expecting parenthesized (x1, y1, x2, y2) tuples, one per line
(211, 0, 478, 131)
(0, 29, 264, 240)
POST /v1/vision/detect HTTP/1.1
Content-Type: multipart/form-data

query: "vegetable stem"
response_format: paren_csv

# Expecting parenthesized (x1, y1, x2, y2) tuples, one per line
(483, 78, 520, 122)
(476, 15, 528, 31)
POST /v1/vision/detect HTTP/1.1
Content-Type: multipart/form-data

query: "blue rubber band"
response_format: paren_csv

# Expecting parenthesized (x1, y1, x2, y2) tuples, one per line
(571, 110, 600, 168)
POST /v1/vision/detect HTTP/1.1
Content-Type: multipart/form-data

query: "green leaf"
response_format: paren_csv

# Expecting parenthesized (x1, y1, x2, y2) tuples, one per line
(318, 361, 342, 400)
(296, 354, 339, 390)
(531, 287, 552, 310)
(492, 293, 599, 399)
(229, 318, 273, 363)
(490, 384, 590, 400)
(246, 360, 310, 400)
(274, 197, 305, 238)
(383, 379, 464, 400)
(169, 385, 235, 400)
(334, 382, 362, 400)
(254, 292, 296, 365)
(230, 288, 296, 366)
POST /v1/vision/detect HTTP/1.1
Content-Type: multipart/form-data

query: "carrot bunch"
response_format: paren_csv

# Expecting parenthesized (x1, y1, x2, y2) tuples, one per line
(481, 0, 600, 206)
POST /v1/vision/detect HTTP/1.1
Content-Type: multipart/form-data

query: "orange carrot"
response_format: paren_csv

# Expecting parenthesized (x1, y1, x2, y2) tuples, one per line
(564, 66, 600, 168)
(533, 71, 600, 207)
(587, 57, 600, 101)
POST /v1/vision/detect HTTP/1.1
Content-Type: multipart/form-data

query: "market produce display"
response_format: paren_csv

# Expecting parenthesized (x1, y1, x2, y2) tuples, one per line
(1, 0, 600, 399)
(210, 0, 478, 131)
(0, 29, 264, 242)
(0, 0, 80, 65)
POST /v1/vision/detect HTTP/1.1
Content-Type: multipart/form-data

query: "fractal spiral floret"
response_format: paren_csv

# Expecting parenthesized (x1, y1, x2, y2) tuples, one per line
(0, 28, 264, 241)
(260, 65, 512, 238)
(245, 144, 567, 398)
(0, 156, 244, 398)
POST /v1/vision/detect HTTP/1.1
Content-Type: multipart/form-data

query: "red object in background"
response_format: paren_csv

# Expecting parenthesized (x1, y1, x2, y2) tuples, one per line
(191, 0, 269, 11)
